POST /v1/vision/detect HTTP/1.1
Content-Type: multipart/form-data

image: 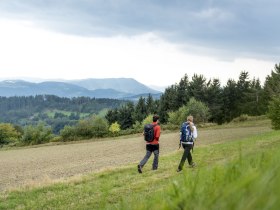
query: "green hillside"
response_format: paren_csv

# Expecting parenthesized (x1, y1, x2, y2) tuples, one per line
(1, 126, 279, 209)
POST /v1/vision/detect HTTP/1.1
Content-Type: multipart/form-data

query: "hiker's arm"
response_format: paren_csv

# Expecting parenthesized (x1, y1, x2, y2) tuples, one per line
(188, 121, 194, 131)
(155, 125, 161, 141)
(192, 126, 198, 139)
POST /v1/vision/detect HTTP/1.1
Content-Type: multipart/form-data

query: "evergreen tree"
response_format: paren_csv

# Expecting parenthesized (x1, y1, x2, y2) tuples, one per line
(118, 102, 135, 129)
(188, 74, 207, 103)
(264, 63, 280, 107)
(134, 97, 147, 122)
(176, 74, 190, 109)
(222, 79, 238, 122)
(236, 71, 251, 116)
(205, 78, 224, 124)
(146, 94, 155, 115)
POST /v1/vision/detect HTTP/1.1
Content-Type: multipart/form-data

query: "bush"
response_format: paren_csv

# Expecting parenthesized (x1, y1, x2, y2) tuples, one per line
(167, 98, 210, 125)
(60, 125, 79, 141)
(0, 123, 21, 146)
(91, 116, 109, 137)
(168, 106, 189, 125)
(21, 123, 53, 145)
(232, 114, 249, 122)
(109, 122, 121, 136)
(187, 98, 210, 123)
(267, 97, 280, 130)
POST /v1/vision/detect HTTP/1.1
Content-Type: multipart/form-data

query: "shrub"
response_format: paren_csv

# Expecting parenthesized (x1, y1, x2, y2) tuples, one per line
(91, 116, 109, 137)
(167, 98, 210, 125)
(187, 98, 210, 123)
(60, 125, 78, 141)
(21, 123, 53, 145)
(232, 114, 249, 122)
(0, 123, 21, 146)
(109, 122, 121, 136)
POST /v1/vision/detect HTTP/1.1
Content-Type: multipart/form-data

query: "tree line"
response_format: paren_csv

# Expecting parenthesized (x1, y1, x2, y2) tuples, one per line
(0, 64, 279, 147)
(105, 64, 280, 129)
(0, 95, 127, 134)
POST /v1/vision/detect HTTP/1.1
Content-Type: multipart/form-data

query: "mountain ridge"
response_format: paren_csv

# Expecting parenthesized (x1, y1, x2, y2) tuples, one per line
(0, 78, 162, 99)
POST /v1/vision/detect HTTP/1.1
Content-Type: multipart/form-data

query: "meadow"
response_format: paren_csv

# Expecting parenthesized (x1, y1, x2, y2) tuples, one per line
(0, 119, 279, 209)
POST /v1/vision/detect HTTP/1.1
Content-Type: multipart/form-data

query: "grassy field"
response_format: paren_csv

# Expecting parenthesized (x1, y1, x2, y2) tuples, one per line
(0, 120, 279, 209)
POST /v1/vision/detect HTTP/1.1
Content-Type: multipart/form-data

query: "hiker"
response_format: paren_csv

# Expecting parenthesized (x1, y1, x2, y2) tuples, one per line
(177, 115, 198, 172)
(138, 115, 161, 173)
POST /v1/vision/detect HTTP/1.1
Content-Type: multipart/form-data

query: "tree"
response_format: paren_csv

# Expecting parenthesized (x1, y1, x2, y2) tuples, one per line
(146, 94, 155, 115)
(189, 74, 207, 103)
(176, 74, 190, 109)
(264, 63, 280, 108)
(134, 96, 147, 122)
(267, 97, 280, 130)
(158, 85, 178, 123)
(246, 78, 266, 116)
(236, 71, 251, 116)
(106, 108, 119, 125)
(118, 102, 135, 130)
(205, 78, 223, 124)
(222, 79, 238, 122)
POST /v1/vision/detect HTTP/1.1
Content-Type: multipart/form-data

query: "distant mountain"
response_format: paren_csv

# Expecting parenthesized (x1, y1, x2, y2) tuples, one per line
(67, 78, 160, 94)
(0, 78, 162, 99)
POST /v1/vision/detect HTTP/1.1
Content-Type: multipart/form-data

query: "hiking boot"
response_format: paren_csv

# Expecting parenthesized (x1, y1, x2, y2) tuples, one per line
(176, 168, 182, 172)
(137, 165, 143, 173)
(188, 162, 196, 168)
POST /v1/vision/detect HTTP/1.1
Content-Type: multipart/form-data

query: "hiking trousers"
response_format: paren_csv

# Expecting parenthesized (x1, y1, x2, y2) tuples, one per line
(178, 144, 193, 170)
(139, 144, 159, 170)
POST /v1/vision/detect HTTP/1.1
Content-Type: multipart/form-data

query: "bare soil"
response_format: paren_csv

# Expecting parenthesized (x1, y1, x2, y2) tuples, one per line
(0, 125, 271, 192)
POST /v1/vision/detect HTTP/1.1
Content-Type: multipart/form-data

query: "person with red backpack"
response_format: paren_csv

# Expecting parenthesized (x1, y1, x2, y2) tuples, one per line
(177, 115, 198, 172)
(138, 115, 161, 173)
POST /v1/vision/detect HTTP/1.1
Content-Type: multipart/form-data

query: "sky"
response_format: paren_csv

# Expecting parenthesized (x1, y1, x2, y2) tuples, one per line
(0, 0, 279, 89)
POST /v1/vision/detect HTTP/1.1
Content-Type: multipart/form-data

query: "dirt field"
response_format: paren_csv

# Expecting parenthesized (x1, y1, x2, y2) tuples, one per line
(0, 125, 271, 192)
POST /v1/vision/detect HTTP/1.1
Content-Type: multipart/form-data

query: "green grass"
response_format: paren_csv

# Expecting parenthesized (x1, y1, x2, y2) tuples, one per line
(1, 130, 280, 210)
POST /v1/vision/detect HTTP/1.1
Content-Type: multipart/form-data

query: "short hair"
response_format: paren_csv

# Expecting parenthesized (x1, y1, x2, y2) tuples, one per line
(153, 115, 159, 122)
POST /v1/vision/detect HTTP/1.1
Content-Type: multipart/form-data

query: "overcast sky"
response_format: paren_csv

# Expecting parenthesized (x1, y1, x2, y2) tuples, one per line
(0, 0, 279, 88)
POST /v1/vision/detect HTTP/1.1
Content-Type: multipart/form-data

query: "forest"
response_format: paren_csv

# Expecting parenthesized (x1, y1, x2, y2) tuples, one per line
(0, 64, 279, 146)
(0, 95, 126, 134)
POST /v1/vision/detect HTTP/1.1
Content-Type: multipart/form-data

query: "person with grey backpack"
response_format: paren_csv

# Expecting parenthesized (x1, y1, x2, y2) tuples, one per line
(177, 115, 198, 172)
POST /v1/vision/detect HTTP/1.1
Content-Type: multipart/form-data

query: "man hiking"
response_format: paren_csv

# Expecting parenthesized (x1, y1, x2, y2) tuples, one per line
(138, 115, 161, 173)
(177, 115, 198, 172)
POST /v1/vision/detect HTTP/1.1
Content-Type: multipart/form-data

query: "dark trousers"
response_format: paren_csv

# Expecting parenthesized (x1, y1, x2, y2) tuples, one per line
(139, 144, 159, 170)
(178, 144, 193, 170)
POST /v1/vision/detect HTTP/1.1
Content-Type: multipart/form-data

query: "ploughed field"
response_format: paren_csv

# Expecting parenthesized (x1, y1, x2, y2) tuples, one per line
(0, 125, 271, 192)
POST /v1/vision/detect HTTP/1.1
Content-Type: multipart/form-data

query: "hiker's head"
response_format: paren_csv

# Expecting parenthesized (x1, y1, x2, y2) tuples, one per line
(187, 115, 193, 122)
(153, 115, 159, 122)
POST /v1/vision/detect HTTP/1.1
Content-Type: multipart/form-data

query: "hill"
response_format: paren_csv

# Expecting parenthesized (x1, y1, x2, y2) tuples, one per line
(67, 78, 160, 94)
(0, 78, 162, 99)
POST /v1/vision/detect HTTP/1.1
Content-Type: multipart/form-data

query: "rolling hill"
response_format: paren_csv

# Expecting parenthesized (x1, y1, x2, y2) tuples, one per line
(0, 78, 162, 99)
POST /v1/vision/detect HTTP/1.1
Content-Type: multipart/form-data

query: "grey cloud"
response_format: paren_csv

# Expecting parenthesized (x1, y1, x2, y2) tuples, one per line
(0, 0, 279, 60)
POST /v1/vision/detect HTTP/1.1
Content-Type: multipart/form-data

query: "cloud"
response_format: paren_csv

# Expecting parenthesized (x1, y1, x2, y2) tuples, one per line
(0, 0, 277, 90)
(0, 0, 279, 64)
